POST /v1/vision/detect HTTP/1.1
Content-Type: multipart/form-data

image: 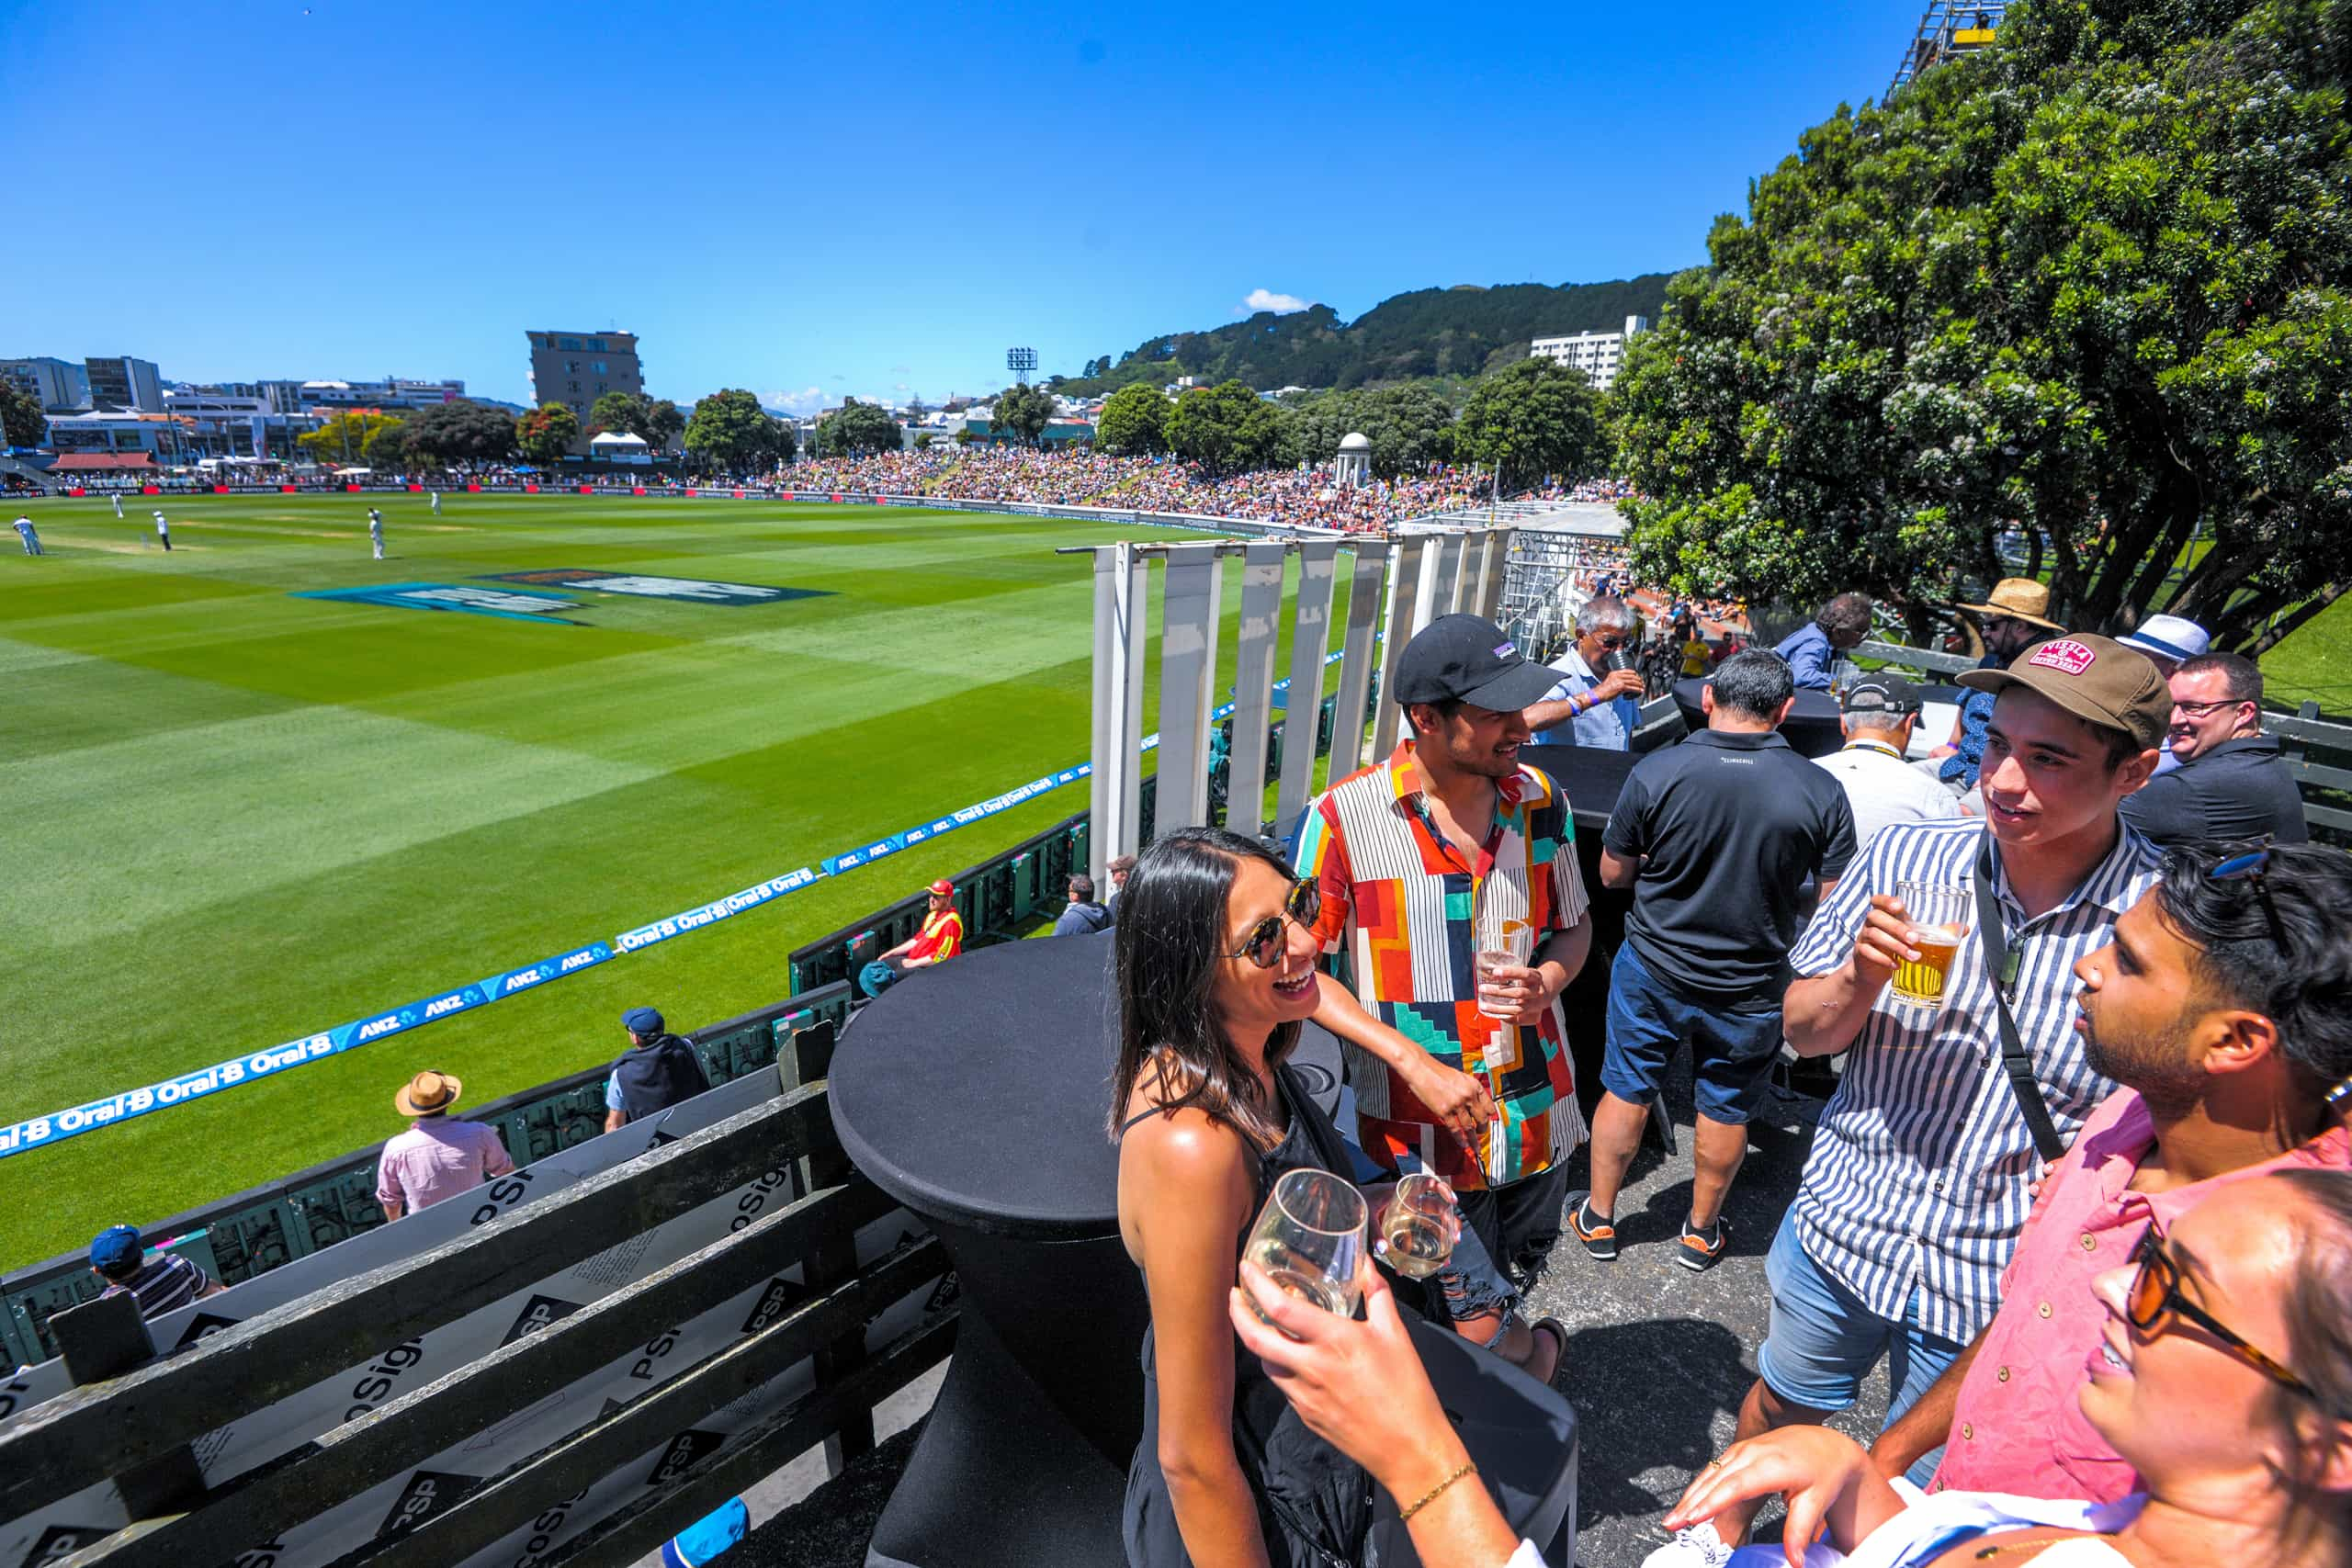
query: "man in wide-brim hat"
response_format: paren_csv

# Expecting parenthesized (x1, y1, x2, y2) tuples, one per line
(1933, 579, 2067, 792)
(377, 1069, 514, 1221)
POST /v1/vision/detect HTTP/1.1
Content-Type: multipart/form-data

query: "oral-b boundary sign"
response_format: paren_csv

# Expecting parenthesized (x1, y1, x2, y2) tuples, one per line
(614, 869, 821, 954)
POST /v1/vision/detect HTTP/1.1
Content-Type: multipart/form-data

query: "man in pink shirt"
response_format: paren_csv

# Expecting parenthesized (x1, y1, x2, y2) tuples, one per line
(376, 1069, 515, 1221)
(1870, 840, 2352, 1500)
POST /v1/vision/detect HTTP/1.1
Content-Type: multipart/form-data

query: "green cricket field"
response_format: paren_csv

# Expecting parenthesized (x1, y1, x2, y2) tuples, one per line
(0, 491, 1331, 1269)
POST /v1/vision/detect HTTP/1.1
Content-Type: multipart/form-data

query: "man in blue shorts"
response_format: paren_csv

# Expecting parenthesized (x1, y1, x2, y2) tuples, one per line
(1572, 649, 1856, 1273)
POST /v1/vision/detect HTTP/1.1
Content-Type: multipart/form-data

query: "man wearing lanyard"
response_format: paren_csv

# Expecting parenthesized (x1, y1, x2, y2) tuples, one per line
(1525, 596, 1646, 750)
(1814, 674, 1966, 850)
(1650, 635, 2170, 1567)
(1298, 614, 1596, 1378)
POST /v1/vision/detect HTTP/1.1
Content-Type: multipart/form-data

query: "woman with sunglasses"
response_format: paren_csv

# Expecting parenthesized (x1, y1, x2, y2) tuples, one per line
(1114, 826, 1436, 1568)
(1230, 1169, 2352, 1568)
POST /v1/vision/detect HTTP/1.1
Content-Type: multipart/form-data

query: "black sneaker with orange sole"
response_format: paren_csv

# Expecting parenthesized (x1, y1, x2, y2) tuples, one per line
(1565, 1190, 1617, 1261)
(1678, 1216, 1731, 1272)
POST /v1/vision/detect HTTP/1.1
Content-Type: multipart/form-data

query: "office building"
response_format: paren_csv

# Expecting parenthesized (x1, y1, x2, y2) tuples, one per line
(1529, 315, 1651, 392)
(525, 331, 645, 424)
(1, 356, 91, 412)
(85, 355, 164, 412)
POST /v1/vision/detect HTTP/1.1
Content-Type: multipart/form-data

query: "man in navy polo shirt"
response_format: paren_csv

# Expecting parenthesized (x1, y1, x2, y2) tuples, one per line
(1570, 649, 1856, 1273)
(605, 1006, 711, 1133)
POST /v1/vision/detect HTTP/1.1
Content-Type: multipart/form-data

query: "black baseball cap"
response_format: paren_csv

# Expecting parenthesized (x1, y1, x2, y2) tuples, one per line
(1392, 615, 1562, 713)
(1842, 673, 1922, 716)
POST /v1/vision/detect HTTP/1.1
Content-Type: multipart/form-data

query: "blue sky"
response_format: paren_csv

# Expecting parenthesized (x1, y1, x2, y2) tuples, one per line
(1, 1, 1907, 412)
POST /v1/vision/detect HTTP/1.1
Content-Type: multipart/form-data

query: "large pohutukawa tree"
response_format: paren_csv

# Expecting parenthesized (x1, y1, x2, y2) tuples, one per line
(1611, 0, 2352, 652)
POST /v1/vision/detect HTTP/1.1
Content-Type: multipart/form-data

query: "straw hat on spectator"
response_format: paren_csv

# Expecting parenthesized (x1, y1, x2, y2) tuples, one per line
(394, 1070, 464, 1117)
(1957, 578, 2062, 631)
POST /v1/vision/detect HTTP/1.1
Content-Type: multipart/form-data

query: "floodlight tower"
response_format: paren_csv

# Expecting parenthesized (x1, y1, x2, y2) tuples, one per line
(1006, 346, 1038, 386)
(1889, 2, 2006, 96)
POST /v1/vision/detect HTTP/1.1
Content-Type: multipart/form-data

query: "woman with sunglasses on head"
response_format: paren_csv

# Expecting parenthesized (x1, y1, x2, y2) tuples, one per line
(1114, 826, 1447, 1568)
(1230, 1168, 2352, 1568)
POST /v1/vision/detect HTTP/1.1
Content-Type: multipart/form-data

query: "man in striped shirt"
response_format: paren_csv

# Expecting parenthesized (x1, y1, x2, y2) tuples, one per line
(88, 1224, 224, 1321)
(1654, 635, 2173, 1567)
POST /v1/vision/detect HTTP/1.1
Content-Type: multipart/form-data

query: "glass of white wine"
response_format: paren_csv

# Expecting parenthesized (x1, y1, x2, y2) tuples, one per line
(1374, 1173, 1460, 1280)
(1242, 1168, 1367, 1328)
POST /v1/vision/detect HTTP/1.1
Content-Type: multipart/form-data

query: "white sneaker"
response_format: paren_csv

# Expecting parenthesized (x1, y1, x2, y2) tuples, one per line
(1640, 1521, 1736, 1568)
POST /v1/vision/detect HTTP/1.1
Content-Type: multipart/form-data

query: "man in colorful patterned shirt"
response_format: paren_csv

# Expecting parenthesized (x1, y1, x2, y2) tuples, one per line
(1298, 614, 1595, 1377)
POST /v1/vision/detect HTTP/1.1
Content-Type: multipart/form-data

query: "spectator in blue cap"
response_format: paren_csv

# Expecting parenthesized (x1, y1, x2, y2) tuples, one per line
(605, 1007, 711, 1134)
(88, 1224, 223, 1321)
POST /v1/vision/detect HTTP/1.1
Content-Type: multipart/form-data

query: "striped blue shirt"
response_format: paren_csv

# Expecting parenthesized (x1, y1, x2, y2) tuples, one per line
(1787, 817, 2161, 1343)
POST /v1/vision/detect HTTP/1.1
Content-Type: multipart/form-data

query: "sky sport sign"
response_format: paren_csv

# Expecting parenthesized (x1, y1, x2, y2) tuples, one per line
(478, 570, 828, 606)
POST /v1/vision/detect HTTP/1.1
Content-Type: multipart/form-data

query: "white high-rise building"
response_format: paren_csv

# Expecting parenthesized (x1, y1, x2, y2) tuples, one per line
(1529, 314, 1651, 391)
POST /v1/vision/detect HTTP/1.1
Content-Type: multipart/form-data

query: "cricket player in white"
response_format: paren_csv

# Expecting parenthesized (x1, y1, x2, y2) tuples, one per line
(13, 514, 40, 556)
(110, 491, 124, 518)
(368, 507, 386, 559)
(429, 491, 442, 515)
(153, 510, 172, 550)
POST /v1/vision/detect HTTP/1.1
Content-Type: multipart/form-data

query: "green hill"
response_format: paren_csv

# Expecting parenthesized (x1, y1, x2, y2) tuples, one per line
(1056, 274, 1676, 395)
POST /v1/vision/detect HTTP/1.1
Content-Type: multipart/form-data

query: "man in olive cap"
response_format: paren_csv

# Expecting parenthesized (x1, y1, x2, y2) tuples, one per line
(1932, 578, 2064, 793)
(1678, 634, 2171, 1564)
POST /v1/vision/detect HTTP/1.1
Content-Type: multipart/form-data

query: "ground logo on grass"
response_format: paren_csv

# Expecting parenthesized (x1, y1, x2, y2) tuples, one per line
(291, 583, 583, 624)
(477, 570, 828, 606)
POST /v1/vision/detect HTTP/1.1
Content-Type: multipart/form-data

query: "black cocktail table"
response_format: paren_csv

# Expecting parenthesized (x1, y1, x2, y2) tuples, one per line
(1672, 677, 1844, 757)
(831, 931, 1578, 1567)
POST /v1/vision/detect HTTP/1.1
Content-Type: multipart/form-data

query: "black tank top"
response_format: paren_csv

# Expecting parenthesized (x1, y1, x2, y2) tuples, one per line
(1116, 1062, 1374, 1568)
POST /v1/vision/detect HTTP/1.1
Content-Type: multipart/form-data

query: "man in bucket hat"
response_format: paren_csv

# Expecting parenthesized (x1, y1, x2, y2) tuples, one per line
(859, 880, 966, 999)
(1932, 578, 2066, 793)
(377, 1069, 514, 1220)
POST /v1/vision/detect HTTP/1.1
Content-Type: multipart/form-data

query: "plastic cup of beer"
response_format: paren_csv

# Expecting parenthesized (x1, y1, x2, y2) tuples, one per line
(1890, 881, 1971, 1010)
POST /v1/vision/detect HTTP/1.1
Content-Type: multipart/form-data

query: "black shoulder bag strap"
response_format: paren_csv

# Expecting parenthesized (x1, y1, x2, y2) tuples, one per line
(1973, 836, 2069, 1162)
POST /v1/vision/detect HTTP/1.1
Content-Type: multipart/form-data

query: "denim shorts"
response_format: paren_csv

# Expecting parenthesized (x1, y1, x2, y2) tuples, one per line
(1758, 1209, 1965, 1474)
(1600, 941, 1783, 1125)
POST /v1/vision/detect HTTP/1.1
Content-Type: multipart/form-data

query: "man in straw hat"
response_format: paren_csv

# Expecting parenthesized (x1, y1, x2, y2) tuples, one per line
(1932, 578, 2064, 793)
(376, 1069, 514, 1221)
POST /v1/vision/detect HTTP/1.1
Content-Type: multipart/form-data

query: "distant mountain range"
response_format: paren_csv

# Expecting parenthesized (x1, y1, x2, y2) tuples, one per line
(1053, 274, 1678, 395)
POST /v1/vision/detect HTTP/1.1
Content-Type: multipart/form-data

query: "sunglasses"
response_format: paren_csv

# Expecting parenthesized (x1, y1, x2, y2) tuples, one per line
(2124, 1228, 2340, 1413)
(1589, 633, 1630, 649)
(2210, 843, 2287, 952)
(1227, 877, 1320, 969)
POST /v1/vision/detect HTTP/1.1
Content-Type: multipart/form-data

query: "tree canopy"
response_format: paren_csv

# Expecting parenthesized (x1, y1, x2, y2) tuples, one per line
(817, 398, 900, 457)
(1095, 382, 1170, 455)
(586, 391, 686, 450)
(300, 411, 404, 468)
(514, 402, 582, 467)
(361, 417, 411, 472)
(403, 400, 517, 468)
(1612, 0, 2352, 653)
(991, 382, 1054, 447)
(1288, 386, 1457, 478)
(1454, 357, 1604, 490)
(1165, 379, 1294, 473)
(0, 384, 44, 448)
(683, 389, 787, 471)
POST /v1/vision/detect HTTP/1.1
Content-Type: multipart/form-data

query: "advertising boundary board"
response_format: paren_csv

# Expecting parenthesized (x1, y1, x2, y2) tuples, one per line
(0, 1072, 941, 1568)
